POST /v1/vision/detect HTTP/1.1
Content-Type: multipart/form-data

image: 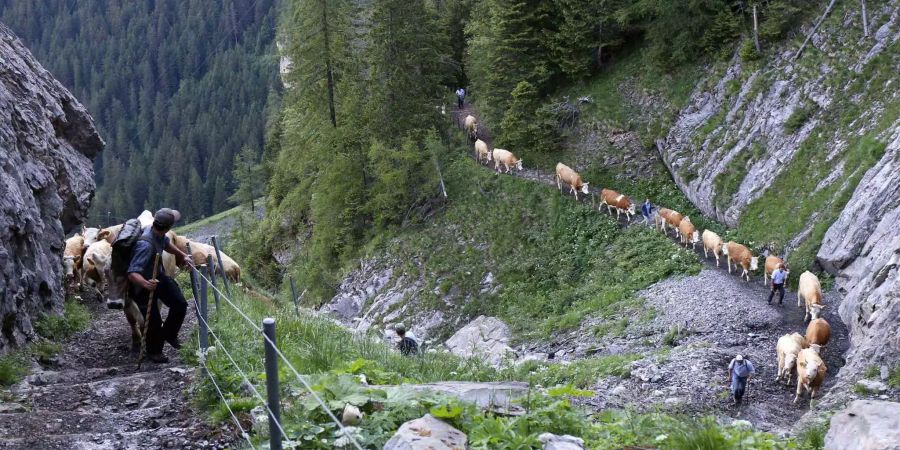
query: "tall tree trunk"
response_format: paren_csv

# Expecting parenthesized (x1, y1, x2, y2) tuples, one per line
(322, 0, 337, 127)
(752, 4, 761, 52)
(793, 0, 837, 61)
(595, 23, 603, 70)
(860, 0, 870, 38)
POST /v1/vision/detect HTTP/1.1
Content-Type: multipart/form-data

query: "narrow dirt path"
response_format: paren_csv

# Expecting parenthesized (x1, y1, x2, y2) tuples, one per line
(0, 295, 235, 449)
(453, 105, 850, 431)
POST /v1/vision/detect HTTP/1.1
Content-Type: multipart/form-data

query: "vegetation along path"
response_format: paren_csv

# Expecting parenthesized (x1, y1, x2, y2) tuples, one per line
(0, 296, 235, 449)
(453, 103, 849, 431)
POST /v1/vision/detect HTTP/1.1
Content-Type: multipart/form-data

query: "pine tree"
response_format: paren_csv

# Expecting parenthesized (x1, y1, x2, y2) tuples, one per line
(230, 146, 264, 211)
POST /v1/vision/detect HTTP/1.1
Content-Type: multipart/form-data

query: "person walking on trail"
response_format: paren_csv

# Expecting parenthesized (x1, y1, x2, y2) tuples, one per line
(456, 87, 465, 109)
(727, 354, 755, 405)
(127, 208, 191, 363)
(768, 263, 789, 305)
(394, 324, 419, 356)
(641, 198, 654, 225)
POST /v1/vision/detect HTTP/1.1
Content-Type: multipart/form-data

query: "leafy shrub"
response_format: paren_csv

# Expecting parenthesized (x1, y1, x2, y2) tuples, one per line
(33, 301, 90, 341)
(784, 102, 815, 133)
(889, 364, 900, 388)
(796, 421, 829, 450)
(0, 353, 28, 386)
(740, 39, 760, 61)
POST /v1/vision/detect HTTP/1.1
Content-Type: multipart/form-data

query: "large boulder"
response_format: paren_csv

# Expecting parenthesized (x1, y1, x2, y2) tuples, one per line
(383, 414, 466, 450)
(0, 23, 103, 351)
(445, 315, 515, 367)
(825, 400, 900, 450)
(385, 381, 529, 414)
(539, 433, 585, 450)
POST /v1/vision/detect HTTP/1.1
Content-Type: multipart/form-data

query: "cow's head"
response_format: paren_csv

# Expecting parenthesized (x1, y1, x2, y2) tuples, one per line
(63, 255, 77, 280)
(809, 344, 822, 355)
(580, 183, 590, 194)
(515, 160, 523, 171)
(82, 227, 100, 250)
(799, 355, 820, 380)
(691, 230, 700, 243)
(627, 202, 637, 215)
(784, 353, 798, 371)
(722, 244, 730, 256)
(810, 304, 825, 320)
(750, 256, 759, 271)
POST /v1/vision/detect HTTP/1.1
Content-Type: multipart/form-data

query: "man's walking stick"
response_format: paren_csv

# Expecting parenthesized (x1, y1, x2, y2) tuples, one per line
(137, 254, 161, 368)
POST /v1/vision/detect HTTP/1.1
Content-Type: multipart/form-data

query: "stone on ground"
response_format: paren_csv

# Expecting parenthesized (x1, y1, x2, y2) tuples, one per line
(444, 315, 515, 367)
(539, 432, 585, 450)
(825, 400, 900, 450)
(383, 414, 466, 450)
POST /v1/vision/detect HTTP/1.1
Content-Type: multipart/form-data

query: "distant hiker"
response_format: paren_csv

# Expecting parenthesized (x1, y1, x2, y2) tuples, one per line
(456, 87, 465, 109)
(768, 263, 789, 305)
(395, 324, 419, 356)
(127, 208, 192, 363)
(641, 199, 654, 225)
(727, 354, 755, 405)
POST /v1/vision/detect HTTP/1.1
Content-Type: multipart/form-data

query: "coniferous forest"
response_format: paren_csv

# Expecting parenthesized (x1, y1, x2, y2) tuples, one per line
(0, 0, 279, 222)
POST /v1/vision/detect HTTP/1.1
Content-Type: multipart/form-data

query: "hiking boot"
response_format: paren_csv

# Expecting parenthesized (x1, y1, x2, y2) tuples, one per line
(147, 353, 169, 364)
(166, 337, 182, 350)
(107, 299, 124, 310)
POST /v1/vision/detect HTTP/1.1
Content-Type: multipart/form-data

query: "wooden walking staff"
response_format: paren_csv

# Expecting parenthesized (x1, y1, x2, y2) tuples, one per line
(137, 253, 161, 368)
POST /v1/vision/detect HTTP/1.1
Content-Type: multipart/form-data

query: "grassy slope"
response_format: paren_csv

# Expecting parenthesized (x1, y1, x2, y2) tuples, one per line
(357, 146, 700, 343)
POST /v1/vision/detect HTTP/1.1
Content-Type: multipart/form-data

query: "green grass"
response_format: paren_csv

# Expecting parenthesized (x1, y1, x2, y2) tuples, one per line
(175, 200, 259, 236)
(784, 102, 816, 133)
(796, 421, 829, 450)
(0, 352, 29, 386)
(504, 354, 640, 389)
(888, 364, 900, 388)
(33, 300, 91, 341)
(713, 143, 765, 210)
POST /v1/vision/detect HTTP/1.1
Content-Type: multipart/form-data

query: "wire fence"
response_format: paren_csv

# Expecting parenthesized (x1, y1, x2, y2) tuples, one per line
(182, 235, 364, 450)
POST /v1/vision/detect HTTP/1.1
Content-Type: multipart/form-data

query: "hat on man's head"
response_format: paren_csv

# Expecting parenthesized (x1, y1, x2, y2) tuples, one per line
(394, 323, 406, 334)
(153, 208, 181, 229)
(735, 354, 744, 361)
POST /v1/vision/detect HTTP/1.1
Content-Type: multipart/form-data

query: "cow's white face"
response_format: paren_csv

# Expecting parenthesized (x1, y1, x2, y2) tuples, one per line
(515, 160, 523, 171)
(82, 227, 100, 249)
(580, 183, 590, 194)
(63, 256, 76, 278)
(722, 245, 730, 256)
(810, 304, 825, 319)
(628, 203, 637, 214)
(784, 353, 797, 371)
(750, 256, 759, 271)
(691, 231, 700, 243)
(803, 358, 820, 379)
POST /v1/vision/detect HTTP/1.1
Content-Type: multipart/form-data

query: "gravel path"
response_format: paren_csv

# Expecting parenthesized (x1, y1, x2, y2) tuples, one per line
(455, 106, 850, 432)
(0, 295, 237, 449)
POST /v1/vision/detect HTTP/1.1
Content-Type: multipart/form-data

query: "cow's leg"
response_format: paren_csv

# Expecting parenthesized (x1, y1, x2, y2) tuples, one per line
(556, 176, 562, 192)
(776, 356, 783, 381)
(727, 258, 732, 273)
(794, 382, 803, 403)
(798, 293, 803, 308)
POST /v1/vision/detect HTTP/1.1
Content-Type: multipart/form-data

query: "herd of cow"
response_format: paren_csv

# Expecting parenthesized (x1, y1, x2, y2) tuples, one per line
(61, 210, 242, 349)
(465, 114, 832, 404)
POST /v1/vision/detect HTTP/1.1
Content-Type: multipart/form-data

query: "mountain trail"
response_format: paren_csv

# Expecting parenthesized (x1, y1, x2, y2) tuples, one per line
(0, 295, 236, 449)
(451, 103, 849, 432)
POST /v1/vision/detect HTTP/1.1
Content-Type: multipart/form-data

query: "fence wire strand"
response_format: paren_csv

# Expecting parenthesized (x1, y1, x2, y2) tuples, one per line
(195, 321, 256, 449)
(192, 266, 365, 450)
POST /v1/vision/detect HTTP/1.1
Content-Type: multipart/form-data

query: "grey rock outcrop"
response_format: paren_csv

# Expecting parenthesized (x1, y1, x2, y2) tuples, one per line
(445, 315, 515, 367)
(384, 381, 529, 414)
(0, 23, 103, 350)
(383, 414, 467, 450)
(825, 400, 900, 450)
(539, 433, 585, 450)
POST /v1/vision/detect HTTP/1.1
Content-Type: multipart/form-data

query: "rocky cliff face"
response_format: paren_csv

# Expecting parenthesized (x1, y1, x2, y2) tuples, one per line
(657, 1, 899, 399)
(0, 23, 103, 351)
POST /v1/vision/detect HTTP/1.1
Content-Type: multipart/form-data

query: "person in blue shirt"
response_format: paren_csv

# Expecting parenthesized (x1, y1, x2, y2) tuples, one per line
(641, 199, 654, 225)
(767, 263, 789, 305)
(128, 208, 192, 363)
(727, 354, 755, 405)
(456, 87, 465, 109)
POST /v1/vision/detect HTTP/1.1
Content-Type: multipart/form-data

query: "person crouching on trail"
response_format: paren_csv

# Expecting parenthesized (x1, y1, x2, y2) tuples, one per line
(768, 263, 788, 305)
(394, 324, 419, 356)
(127, 208, 191, 363)
(727, 354, 755, 406)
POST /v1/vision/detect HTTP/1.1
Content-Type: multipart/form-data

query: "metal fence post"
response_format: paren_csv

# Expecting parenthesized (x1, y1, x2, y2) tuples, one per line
(210, 236, 232, 296)
(263, 318, 282, 450)
(199, 265, 209, 351)
(206, 254, 220, 312)
(289, 276, 299, 318)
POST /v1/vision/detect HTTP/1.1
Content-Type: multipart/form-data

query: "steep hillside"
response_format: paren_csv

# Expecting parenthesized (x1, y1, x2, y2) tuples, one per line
(0, 23, 103, 351)
(0, 0, 278, 222)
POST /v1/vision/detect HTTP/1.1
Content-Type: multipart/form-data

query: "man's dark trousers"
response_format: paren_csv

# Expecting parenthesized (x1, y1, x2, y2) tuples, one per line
(132, 275, 187, 354)
(768, 283, 785, 304)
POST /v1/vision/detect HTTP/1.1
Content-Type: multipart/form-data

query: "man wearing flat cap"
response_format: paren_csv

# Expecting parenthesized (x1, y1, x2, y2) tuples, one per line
(127, 208, 192, 363)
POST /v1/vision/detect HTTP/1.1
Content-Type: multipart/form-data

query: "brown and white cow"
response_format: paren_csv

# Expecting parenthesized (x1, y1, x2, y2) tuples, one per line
(798, 271, 824, 322)
(491, 149, 522, 173)
(555, 163, 589, 200)
(474, 139, 491, 164)
(805, 318, 831, 349)
(63, 235, 85, 292)
(464, 115, 478, 140)
(794, 345, 827, 403)
(701, 230, 724, 266)
(722, 241, 759, 282)
(83, 240, 112, 292)
(656, 208, 683, 237)
(763, 255, 786, 286)
(677, 216, 699, 248)
(599, 188, 636, 221)
(775, 332, 808, 385)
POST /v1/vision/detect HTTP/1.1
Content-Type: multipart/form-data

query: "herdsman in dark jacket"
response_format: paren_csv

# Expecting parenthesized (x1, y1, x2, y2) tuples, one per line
(128, 208, 192, 363)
